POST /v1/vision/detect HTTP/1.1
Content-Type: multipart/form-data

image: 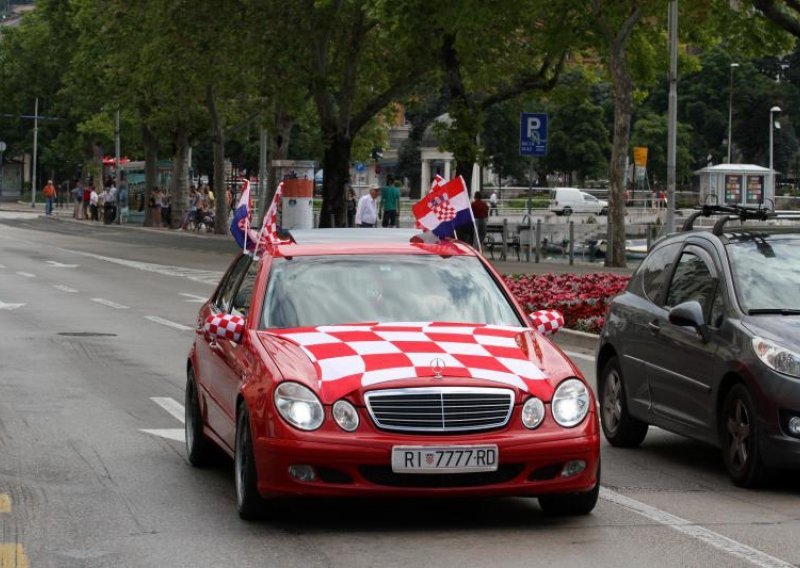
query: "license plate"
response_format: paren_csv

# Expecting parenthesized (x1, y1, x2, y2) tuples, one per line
(391, 445, 498, 474)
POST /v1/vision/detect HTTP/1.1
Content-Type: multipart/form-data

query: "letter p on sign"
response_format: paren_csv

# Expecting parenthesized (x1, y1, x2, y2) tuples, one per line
(527, 117, 540, 140)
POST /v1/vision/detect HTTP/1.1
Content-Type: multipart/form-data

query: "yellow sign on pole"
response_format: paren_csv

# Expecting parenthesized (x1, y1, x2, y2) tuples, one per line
(633, 147, 648, 168)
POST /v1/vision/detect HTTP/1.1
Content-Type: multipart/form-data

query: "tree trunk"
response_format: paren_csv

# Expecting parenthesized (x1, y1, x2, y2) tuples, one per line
(170, 124, 190, 229)
(319, 130, 352, 228)
(142, 122, 158, 227)
(266, 106, 293, 207)
(206, 85, 227, 235)
(605, 47, 633, 268)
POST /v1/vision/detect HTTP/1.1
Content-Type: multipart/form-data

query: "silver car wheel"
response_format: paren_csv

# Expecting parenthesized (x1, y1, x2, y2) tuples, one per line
(602, 369, 623, 433)
(727, 399, 751, 469)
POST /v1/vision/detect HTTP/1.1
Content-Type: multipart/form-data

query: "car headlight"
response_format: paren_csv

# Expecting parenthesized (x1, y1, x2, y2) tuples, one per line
(274, 382, 324, 431)
(752, 337, 800, 378)
(521, 397, 546, 429)
(551, 378, 590, 427)
(332, 400, 359, 432)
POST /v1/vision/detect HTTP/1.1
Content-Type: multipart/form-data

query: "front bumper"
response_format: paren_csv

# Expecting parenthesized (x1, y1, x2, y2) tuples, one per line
(251, 415, 600, 499)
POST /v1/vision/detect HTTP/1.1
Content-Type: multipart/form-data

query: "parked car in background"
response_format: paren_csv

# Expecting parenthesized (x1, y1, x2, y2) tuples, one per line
(187, 229, 600, 519)
(596, 205, 800, 487)
(549, 188, 608, 216)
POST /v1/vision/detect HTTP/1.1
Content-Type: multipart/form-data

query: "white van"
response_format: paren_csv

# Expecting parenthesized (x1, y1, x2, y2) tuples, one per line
(548, 187, 608, 216)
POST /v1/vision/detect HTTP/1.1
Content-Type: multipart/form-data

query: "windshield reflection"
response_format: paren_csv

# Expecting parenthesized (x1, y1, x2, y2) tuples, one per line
(728, 235, 800, 313)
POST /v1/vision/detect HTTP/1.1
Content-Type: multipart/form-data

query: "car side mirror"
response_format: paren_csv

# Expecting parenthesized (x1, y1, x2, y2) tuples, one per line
(529, 310, 564, 336)
(204, 313, 245, 343)
(668, 301, 708, 342)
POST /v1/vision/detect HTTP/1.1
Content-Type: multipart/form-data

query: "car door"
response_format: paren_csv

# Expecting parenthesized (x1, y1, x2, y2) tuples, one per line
(646, 245, 725, 434)
(210, 259, 261, 448)
(198, 255, 251, 447)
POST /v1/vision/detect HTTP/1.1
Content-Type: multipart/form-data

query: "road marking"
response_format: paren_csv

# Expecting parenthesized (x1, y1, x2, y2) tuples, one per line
(0, 494, 9, 513)
(600, 487, 794, 568)
(15, 272, 34, 278)
(140, 397, 186, 442)
(151, 397, 185, 424)
(45, 260, 79, 268)
(145, 316, 192, 331)
(563, 349, 595, 362)
(53, 284, 78, 293)
(61, 250, 223, 286)
(0, 544, 29, 568)
(91, 298, 129, 310)
(179, 293, 207, 303)
(0, 301, 25, 311)
(0, 264, 5, 268)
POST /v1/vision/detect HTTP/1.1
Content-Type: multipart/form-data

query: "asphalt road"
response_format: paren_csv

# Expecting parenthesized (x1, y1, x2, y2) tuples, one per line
(1, 213, 799, 568)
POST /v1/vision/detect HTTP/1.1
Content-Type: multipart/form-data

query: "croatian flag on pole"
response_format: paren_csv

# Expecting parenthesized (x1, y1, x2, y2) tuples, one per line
(230, 179, 256, 251)
(412, 176, 472, 238)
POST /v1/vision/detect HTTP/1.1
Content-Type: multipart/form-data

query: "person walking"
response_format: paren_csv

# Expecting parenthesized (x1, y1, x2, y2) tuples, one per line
(118, 185, 129, 224)
(81, 182, 91, 220)
(345, 188, 357, 228)
(89, 185, 99, 221)
(355, 186, 379, 228)
(150, 187, 163, 227)
(380, 177, 400, 228)
(72, 181, 83, 219)
(471, 191, 489, 249)
(42, 180, 56, 216)
(102, 184, 116, 224)
(489, 190, 498, 216)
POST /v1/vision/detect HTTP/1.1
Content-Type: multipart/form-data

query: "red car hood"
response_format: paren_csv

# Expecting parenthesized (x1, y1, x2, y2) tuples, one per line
(258, 322, 575, 404)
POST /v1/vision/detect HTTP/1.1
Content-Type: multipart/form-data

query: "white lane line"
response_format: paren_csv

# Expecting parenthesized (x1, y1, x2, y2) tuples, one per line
(141, 397, 186, 442)
(53, 284, 78, 293)
(0, 301, 25, 311)
(91, 298, 129, 310)
(150, 397, 185, 424)
(563, 350, 596, 362)
(16, 271, 35, 278)
(145, 316, 193, 331)
(600, 487, 794, 568)
(179, 293, 207, 303)
(45, 260, 79, 268)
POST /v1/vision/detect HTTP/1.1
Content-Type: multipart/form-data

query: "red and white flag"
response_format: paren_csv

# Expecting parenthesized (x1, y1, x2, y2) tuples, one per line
(255, 182, 290, 254)
(412, 176, 472, 238)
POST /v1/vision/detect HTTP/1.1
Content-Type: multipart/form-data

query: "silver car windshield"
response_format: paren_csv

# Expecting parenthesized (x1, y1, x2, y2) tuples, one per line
(261, 255, 523, 329)
(727, 235, 800, 313)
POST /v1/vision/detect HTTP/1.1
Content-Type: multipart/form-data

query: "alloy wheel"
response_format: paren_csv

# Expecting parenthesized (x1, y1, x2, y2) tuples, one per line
(727, 398, 751, 470)
(602, 369, 623, 434)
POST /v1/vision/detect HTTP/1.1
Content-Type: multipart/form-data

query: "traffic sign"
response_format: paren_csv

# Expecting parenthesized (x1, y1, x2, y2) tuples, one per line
(520, 113, 548, 157)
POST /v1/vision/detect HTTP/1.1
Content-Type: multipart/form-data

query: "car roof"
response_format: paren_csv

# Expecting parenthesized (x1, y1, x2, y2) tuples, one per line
(273, 229, 477, 258)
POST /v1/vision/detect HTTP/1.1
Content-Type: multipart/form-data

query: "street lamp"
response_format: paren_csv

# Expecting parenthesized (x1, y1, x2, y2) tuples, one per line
(727, 63, 739, 164)
(770, 106, 781, 198)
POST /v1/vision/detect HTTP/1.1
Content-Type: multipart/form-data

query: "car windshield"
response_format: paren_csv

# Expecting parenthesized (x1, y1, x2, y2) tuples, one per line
(727, 235, 800, 313)
(261, 254, 523, 329)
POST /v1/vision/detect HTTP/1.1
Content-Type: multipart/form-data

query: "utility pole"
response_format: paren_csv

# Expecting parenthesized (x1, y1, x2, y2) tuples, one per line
(115, 109, 121, 224)
(666, 1, 678, 234)
(31, 98, 39, 208)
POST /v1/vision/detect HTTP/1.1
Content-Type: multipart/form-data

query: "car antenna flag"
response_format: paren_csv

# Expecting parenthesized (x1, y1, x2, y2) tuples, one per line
(254, 182, 292, 256)
(229, 178, 258, 253)
(412, 176, 473, 239)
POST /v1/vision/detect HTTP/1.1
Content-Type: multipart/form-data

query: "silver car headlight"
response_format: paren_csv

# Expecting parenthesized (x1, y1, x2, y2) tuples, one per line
(521, 397, 546, 429)
(752, 337, 800, 378)
(551, 378, 590, 427)
(332, 400, 359, 432)
(274, 382, 324, 431)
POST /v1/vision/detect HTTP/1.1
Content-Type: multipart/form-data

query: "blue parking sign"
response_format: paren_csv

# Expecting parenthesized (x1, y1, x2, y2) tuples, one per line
(520, 112, 548, 156)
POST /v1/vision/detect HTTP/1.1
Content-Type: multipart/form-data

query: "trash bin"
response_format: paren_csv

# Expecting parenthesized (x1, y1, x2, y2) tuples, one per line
(103, 203, 117, 225)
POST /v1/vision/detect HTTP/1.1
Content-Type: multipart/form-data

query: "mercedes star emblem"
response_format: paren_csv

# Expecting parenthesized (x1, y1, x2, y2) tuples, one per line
(431, 357, 446, 379)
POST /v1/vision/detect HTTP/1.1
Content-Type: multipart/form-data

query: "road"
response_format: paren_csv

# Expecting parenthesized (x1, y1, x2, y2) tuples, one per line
(0, 213, 798, 568)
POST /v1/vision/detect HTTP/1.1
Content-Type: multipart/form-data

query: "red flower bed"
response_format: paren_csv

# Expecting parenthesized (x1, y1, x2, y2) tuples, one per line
(503, 273, 631, 334)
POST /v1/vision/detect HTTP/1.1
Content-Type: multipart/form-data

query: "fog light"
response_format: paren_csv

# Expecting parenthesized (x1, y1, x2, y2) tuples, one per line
(789, 416, 800, 436)
(560, 460, 587, 478)
(288, 465, 316, 482)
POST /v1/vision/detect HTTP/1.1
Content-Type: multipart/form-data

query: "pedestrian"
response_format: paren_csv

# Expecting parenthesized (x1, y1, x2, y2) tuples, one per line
(355, 186, 379, 228)
(89, 185, 99, 221)
(150, 187, 163, 227)
(102, 184, 116, 224)
(489, 190, 498, 216)
(42, 180, 56, 216)
(161, 191, 171, 227)
(185, 186, 199, 230)
(82, 182, 91, 220)
(471, 190, 489, 248)
(345, 188, 357, 227)
(380, 177, 400, 228)
(659, 190, 667, 209)
(118, 185, 129, 224)
(72, 181, 83, 219)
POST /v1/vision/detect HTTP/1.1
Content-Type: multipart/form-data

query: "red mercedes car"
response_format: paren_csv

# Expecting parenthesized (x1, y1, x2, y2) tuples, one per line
(186, 229, 600, 519)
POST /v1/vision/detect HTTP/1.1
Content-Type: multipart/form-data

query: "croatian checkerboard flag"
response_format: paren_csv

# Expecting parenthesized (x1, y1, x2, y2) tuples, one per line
(255, 182, 290, 254)
(230, 179, 256, 251)
(412, 176, 472, 238)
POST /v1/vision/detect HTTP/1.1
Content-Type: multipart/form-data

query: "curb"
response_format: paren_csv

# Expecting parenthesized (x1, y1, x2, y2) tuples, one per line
(553, 328, 599, 352)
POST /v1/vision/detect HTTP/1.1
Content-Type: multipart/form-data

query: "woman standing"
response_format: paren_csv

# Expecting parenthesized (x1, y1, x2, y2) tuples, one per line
(150, 187, 163, 227)
(346, 188, 357, 227)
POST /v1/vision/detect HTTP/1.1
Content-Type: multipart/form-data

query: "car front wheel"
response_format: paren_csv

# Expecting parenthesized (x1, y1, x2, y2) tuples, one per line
(185, 368, 215, 467)
(235, 403, 265, 520)
(538, 464, 600, 516)
(720, 384, 770, 488)
(599, 356, 648, 447)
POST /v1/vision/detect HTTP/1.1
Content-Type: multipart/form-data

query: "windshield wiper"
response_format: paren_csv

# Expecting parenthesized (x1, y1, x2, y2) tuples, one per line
(748, 309, 800, 315)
